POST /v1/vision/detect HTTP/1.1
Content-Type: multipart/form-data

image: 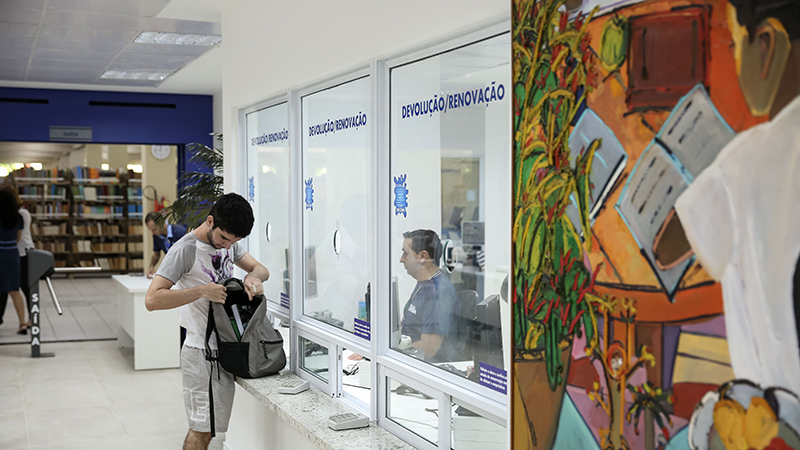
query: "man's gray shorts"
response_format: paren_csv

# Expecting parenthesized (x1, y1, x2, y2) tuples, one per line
(182, 345, 235, 433)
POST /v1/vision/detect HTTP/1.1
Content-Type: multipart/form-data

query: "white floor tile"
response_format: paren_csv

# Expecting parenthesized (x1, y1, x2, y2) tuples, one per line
(0, 409, 28, 448)
(26, 406, 126, 446)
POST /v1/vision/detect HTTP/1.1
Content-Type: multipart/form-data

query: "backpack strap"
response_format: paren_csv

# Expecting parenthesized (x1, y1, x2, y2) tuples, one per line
(204, 303, 218, 438)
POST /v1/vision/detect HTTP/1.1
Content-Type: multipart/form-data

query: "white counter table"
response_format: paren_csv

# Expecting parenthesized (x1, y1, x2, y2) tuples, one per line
(113, 274, 180, 370)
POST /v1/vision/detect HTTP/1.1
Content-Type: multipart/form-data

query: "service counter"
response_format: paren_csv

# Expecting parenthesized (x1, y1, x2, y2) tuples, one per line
(225, 372, 414, 450)
(113, 274, 180, 370)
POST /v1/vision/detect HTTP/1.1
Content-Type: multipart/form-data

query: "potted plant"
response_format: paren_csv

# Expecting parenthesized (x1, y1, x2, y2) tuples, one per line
(512, 0, 602, 447)
(158, 133, 224, 228)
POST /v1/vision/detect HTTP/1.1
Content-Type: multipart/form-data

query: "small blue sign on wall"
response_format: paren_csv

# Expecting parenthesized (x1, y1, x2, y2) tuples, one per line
(393, 174, 408, 217)
(304, 178, 314, 211)
(248, 176, 255, 203)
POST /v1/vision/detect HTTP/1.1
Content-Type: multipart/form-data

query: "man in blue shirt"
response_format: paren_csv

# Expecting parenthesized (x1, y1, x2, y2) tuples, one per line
(145, 211, 187, 279)
(399, 229, 461, 362)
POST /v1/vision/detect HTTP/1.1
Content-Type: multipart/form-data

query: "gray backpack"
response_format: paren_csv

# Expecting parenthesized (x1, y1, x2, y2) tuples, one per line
(204, 277, 286, 435)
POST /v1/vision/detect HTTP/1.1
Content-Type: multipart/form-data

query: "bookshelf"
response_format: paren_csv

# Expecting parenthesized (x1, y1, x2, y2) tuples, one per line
(12, 167, 144, 273)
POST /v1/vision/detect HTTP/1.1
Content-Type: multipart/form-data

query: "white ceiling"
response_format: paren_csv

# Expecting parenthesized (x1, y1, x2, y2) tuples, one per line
(0, 0, 223, 94)
(0, 0, 223, 164)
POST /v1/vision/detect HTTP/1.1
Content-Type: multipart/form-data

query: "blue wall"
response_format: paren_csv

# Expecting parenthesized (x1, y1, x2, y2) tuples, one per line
(0, 87, 213, 177)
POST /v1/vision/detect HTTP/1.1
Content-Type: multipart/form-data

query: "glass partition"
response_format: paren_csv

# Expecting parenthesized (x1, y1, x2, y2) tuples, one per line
(389, 33, 511, 389)
(387, 377, 439, 445)
(299, 336, 329, 383)
(246, 102, 290, 309)
(450, 402, 506, 449)
(301, 76, 372, 338)
(342, 348, 371, 407)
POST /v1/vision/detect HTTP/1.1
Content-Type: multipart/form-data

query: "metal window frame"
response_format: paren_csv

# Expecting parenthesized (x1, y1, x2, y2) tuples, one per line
(239, 95, 292, 324)
(235, 16, 513, 448)
(377, 19, 511, 428)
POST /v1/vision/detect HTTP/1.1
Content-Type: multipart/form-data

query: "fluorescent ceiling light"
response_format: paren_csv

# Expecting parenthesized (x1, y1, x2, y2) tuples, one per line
(135, 31, 222, 46)
(101, 70, 173, 81)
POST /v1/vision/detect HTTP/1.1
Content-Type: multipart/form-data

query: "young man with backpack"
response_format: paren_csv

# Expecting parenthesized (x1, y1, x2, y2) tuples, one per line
(145, 193, 269, 450)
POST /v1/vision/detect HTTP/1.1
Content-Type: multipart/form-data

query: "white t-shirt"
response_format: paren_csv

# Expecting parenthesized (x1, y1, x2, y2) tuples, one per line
(18, 208, 33, 256)
(675, 95, 800, 393)
(155, 232, 245, 350)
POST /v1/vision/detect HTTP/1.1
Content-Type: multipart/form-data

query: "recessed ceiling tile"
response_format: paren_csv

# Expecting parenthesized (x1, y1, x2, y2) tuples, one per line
(43, 9, 150, 30)
(0, 43, 33, 59)
(0, 57, 29, 69)
(32, 48, 118, 62)
(26, 67, 99, 83)
(0, 7, 43, 24)
(0, 0, 45, 10)
(145, 18, 220, 35)
(0, 23, 38, 38)
(48, 0, 169, 17)
(126, 42, 208, 57)
(40, 26, 137, 42)
(30, 56, 110, 70)
(0, 72, 26, 81)
(111, 52, 195, 70)
(36, 37, 127, 54)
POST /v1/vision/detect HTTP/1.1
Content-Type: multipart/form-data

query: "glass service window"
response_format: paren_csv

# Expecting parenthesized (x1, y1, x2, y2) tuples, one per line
(299, 336, 329, 383)
(342, 348, 371, 407)
(387, 377, 439, 445)
(450, 402, 506, 449)
(245, 102, 290, 310)
(301, 76, 372, 339)
(389, 33, 511, 387)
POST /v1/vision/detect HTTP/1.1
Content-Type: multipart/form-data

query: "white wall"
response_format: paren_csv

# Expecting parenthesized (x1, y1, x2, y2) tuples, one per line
(221, 0, 510, 191)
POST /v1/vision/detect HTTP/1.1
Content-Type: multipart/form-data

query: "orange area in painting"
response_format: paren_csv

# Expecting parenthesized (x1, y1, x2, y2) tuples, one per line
(578, 0, 765, 320)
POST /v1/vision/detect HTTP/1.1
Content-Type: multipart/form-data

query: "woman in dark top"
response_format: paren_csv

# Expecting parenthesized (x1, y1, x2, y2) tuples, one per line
(0, 188, 28, 334)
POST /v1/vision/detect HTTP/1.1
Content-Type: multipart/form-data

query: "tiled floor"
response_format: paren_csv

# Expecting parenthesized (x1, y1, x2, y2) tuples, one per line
(0, 277, 226, 449)
(0, 277, 117, 345)
(0, 341, 226, 450)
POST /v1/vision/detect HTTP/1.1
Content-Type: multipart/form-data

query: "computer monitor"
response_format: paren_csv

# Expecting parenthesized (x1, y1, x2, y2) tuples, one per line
(390, 276, 401, 346)
(461, 221, 485, 246)
(473, 294, 503, 370)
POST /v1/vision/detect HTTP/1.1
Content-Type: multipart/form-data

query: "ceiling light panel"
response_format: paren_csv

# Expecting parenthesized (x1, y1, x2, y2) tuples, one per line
(100, 69, 172, 80)
(43, 10, 150, 30)
(134, 31, 220, 46)
(47, 0, 169, 17)
(95, 78, 162, 87)
(0, 7, 43, 25)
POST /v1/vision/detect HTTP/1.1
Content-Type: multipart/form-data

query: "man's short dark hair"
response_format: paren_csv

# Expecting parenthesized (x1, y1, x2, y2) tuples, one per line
(403, 229, 442, 265)
(209, 193, 254, 238)
(729, 0, 800, 41)
(144, 211, 160, 224)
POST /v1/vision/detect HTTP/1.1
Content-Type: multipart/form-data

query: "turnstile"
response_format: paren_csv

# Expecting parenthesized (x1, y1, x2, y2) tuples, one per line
(26, 249, 62, 358)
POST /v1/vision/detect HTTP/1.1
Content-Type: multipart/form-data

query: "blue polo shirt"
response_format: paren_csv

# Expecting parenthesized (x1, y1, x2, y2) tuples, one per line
(153, 223, 187, 254)
(401, 271, 460, 362)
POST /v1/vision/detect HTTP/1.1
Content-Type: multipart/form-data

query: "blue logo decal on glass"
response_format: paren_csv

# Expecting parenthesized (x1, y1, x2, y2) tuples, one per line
(393, 174, 408, 217)
(304, 178, 314, 211)
(248, 176, 255, 203)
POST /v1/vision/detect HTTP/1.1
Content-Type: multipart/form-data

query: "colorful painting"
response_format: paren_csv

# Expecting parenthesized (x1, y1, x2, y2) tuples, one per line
(511, 0, 800, 448)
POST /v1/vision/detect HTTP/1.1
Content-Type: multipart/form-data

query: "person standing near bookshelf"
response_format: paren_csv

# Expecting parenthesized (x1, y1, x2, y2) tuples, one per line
(144, 193, 269, 450)
(0, 188, 30, 334)
(144, 211, 188, 279)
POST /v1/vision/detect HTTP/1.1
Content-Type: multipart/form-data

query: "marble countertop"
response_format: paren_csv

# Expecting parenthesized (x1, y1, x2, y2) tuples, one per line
(237, 373, 415, 450)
